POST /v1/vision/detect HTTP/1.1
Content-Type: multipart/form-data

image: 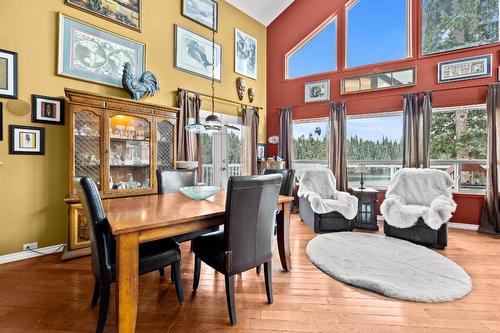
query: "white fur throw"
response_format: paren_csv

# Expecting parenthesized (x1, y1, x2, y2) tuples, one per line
(380, 168, 457, 230)
(298, 168, 358, 219)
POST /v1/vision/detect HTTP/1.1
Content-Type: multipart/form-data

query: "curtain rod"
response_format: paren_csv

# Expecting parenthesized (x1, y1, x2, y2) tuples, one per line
(279, 82, 489, 110)
(177, 87, 263, 110)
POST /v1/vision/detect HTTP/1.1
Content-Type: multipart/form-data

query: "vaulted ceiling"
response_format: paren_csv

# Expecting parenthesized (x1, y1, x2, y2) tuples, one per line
(225, 0, 294, 26)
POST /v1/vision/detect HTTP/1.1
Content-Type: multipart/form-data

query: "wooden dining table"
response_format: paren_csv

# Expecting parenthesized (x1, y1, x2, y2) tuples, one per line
(103, 191, 294, 333)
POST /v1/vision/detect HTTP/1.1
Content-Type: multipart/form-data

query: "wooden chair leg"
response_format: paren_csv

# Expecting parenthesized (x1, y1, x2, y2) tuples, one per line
(159, 267, 165, 278)
(264, 260, 273, 304)
(193, 255, 201, 291)
(172, 261, 184, 304)
(256, 265, 261, 275)
(224, 274, 237, 326)
(91, 280, 100, 307)
(96, 283, 110, 333)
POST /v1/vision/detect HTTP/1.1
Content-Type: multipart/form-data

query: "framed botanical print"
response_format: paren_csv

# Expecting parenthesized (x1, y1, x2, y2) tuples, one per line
(65, 0, 142, 31)
(305, 80, 330, 103)
(0, 49, 18, 99)
(174, 25, 222, 82)
(31, 95, 65, 125)
(58, 13, 145, 87)
(235, 29, 257, 80)
(9, 125, 45, 155)
(182, 0, 218, 31)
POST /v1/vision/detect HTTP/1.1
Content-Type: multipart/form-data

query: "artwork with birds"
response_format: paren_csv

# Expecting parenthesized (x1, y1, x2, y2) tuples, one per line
(122, 62, 160, 100)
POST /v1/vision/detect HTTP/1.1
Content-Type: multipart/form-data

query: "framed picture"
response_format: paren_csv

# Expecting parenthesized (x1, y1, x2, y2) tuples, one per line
(9, 125, 45, 155)
(235, 29, 257, 80)
(257, 143, 266, 161)
(31, 95, 65, 125)
(305, 80, 330, 103)
(174, 25, 222, 82)
(182, 0, 218, 31)
(65, 0, 142, 31)
(58, 13, 145, 87)
(438, 54, 492, 83)
(0, 49, 18, 99)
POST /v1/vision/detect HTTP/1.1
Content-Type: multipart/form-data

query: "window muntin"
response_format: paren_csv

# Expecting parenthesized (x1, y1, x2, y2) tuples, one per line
(422, 0, 499, 55)
(342, 68, 416, 94)
(346, 0, 410, 68)
(292, 120, 329, 174)
(346, 113, 403, 188)
(430, 105, 487, 193)
(286, 17, 337, 79)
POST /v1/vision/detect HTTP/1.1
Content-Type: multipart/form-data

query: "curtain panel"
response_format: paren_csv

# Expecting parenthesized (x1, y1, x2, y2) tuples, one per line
(279, 107, 294, 169)
(402, 92, 432, 168)
(177, 89, 202, 179)
(329, 101, 348, 192)
(242, 107, 260, 176)
(479, 83, 500, 235)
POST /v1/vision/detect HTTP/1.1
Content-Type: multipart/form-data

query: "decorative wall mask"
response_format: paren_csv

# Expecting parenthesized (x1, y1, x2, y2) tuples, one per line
(248, 87, 255, 103)
(236, 77, 246, 101)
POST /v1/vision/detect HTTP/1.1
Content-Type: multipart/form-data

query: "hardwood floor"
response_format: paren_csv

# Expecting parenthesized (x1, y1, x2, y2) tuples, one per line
(0, 215, 499, 332)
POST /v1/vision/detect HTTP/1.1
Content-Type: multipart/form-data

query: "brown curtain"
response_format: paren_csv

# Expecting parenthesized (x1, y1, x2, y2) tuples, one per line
(279, 107, 294, 169)
(177, 89, 202, 180)
(479, 83, 500, 235)
(329, 101, 348, 191)
(242, 107, 259, 176)
(402, 92, 432, 168)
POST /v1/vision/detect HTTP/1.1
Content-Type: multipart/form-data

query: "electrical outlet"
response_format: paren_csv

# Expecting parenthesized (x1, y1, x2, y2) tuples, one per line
(23, 242, 38, 251)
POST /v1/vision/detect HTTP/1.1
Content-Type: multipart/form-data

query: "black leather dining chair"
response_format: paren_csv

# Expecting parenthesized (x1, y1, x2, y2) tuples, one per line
(191, 174, 282, 325)
(255, 169, 296, 274)
(157, 169, 219, 244)
(74, 177, 184, 333)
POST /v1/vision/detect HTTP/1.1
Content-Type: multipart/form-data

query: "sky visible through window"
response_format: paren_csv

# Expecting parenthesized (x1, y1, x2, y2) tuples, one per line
(287, 19, 337, 79)
(293, 120, 329, 139)
(347, 115, 403, 142)
(347, 0, 408, 68)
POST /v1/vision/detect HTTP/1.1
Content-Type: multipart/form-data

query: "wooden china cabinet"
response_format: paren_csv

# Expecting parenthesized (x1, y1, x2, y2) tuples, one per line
(62, 89, 178, 259)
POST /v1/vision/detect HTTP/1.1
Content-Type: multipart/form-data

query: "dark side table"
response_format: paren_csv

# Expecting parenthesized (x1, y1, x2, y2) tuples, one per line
(352, 187, 379, 231)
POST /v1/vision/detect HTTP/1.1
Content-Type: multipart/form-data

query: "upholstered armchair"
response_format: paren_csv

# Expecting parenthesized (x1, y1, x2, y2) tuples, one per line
(298, 168, 358, 233)
(380, 168, 457, 249)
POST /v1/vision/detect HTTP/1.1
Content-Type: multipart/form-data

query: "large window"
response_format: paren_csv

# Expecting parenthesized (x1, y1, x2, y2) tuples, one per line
(430, 105, 487, 193)
(346, 114, 403, 188)
(292, 120, 329, 174)
(346, 0, 410, 68)
(422, 0, 499, 55)
(286, 17, 337, 79)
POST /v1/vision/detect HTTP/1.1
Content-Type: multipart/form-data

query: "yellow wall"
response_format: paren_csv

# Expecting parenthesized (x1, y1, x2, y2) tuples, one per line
(0, 0, 267, 256)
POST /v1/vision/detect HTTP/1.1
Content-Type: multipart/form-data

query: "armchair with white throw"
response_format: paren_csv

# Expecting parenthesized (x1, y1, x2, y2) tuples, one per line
(298, 169, 358, 233)
(381, 168, 457, 249)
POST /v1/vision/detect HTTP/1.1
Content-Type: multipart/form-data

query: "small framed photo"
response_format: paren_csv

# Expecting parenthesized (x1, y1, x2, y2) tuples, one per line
(305, 80, 330, 103)
(0, 48, 18, 99)
(0, 102, 3, 141)
(9, 125, 45, 155)
(31, 95, 65, 125)
(438, 54, 492, 83)
(182, 0, 218, 31)
(257, 143, 266, 161)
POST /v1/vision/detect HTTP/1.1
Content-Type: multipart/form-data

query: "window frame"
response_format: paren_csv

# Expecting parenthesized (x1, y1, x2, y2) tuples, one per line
(344, 0, 413, 69)
(285, 15, 338, 80)
(420, 0, 500, 56)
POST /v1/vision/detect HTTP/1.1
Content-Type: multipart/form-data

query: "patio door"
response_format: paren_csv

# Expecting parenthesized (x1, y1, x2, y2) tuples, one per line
(200, 112, 242, 188)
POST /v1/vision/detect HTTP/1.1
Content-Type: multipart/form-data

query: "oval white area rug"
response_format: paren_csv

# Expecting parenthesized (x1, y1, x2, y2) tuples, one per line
(306, 232, 472, 303)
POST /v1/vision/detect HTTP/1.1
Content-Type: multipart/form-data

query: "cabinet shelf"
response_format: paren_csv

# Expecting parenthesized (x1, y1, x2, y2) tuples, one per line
(110, 164, 150, 168)
(110, 137, 150, 143)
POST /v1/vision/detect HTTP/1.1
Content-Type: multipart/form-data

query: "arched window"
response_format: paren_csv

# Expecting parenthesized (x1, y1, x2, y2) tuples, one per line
(422, 0, 499, 55)
(346, 0, 410, 68)
(286, 17, 337, 79)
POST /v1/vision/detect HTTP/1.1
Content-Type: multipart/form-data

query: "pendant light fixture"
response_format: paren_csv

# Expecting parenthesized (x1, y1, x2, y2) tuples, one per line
(185, 1, 222, 134)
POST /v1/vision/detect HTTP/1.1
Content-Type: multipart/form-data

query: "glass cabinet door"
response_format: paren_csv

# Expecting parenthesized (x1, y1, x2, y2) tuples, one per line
(74, 110, 102, 191)
(108, 114, 152, 192)
(157, 119, 175, 170)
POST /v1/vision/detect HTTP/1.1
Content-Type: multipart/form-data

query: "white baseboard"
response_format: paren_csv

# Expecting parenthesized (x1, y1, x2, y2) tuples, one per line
(448, 222, 479, 231)
(0, 244, 65, 265)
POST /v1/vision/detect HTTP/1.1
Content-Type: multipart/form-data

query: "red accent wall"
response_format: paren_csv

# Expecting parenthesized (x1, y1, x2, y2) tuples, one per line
(267, 0, 496, 224)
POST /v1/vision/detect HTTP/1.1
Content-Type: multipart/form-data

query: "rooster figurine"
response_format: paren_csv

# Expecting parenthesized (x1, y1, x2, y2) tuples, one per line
(122, 62, 160, 100)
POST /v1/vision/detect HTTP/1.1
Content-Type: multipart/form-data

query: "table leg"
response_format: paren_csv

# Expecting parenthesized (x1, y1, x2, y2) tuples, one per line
(116, 232, 139, 333)
(276, 201, 292, 271)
